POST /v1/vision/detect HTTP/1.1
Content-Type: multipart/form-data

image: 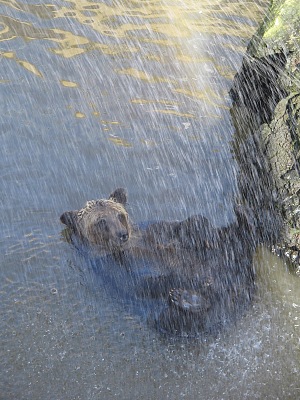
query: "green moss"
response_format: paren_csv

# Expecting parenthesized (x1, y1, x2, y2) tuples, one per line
(263, 0, 300, 44)
(250, 0, 300, 58)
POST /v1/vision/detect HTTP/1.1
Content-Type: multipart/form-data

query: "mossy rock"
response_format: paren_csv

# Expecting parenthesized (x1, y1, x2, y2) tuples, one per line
(231, 0, 300, 267)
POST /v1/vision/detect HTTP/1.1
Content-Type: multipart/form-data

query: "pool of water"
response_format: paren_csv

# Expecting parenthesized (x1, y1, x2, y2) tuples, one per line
(1, 0, 299, 399)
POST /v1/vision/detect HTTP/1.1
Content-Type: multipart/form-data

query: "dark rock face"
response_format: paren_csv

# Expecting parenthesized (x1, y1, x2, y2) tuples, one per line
(60, 188, 256, 337)
(260, 94, 300, 263)
(230, 0, 300, 269)
(230, 52, 287, 125)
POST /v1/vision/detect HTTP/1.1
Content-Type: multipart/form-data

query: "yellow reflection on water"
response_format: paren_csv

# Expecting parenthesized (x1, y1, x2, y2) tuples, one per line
(51, 0, 265, 41)
(60, 80, 78, 88)
(0, 0, 56, 18)
(16, 59, 43, 77)
(116, 67, 176, 84)
(131, 98, 194, 118)
(0, 0, 268, 120)
(150, 109, 195, 118)
(174, 87, 230, 109)
(0, 1, 267, 59)
(101, 120, 120, 125)
(1, 51, 14, 59)
(1, 49, 43, 77)
(75, 111, 85, 118)
(108, 135, 132, 147)
(131, 98, 179, 106)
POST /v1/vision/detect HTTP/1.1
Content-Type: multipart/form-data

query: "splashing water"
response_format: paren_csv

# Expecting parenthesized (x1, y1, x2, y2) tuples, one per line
(1, 0, 299, 399)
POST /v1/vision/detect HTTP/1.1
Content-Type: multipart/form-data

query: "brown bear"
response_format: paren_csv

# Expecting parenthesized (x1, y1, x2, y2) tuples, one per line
(60, 188, 131, 253)
(60, 188, 256, 337)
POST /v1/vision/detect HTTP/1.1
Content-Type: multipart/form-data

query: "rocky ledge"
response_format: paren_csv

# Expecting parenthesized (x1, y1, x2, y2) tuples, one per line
(231, 0, 300, 268)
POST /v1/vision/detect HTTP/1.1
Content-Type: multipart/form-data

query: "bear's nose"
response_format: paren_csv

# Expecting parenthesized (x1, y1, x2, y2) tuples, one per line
(119, 232, 129, 242)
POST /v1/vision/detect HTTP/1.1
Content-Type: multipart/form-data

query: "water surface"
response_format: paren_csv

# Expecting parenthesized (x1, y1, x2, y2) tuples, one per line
(1, 1, 299, 399)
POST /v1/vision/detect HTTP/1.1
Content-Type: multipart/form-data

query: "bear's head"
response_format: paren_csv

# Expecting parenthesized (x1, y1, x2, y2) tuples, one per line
(60, 188, 131, 250)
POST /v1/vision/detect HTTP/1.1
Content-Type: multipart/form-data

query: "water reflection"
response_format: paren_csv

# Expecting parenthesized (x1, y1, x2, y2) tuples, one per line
(0, 0, 262, 112)
(0, 0, 264, 129)
(1, 0, 254, 223)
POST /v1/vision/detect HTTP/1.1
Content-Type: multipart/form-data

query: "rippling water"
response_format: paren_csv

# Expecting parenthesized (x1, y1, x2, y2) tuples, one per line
(1, 1, 299, 399)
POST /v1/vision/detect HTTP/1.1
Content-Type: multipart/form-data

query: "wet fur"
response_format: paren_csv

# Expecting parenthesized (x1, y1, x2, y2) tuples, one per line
(60, 189, 131, 252)
(60, 188, 256, 337)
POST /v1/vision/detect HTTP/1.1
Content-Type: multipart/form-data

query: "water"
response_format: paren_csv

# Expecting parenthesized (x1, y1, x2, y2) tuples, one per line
(1, 0, 299, 399)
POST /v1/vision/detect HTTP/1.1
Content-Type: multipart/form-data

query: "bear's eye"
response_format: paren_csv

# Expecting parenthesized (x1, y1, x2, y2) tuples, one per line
(117, 213, 126, 225)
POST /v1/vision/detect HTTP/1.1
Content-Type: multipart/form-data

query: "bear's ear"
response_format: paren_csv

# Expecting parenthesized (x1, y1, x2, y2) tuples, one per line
(60, 211, 79, 229)
(108, 188, 127, 205)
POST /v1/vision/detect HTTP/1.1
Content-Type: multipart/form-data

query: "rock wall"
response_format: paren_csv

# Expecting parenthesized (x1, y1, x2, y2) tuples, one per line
(231, 0, 300, 267)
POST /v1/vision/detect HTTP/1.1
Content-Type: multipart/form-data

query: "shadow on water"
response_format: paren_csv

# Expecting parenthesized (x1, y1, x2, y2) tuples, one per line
(1, 0, 300, 399)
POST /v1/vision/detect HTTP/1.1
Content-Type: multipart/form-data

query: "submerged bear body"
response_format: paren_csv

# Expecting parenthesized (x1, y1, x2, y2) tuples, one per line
(60, 188, 256, 337)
